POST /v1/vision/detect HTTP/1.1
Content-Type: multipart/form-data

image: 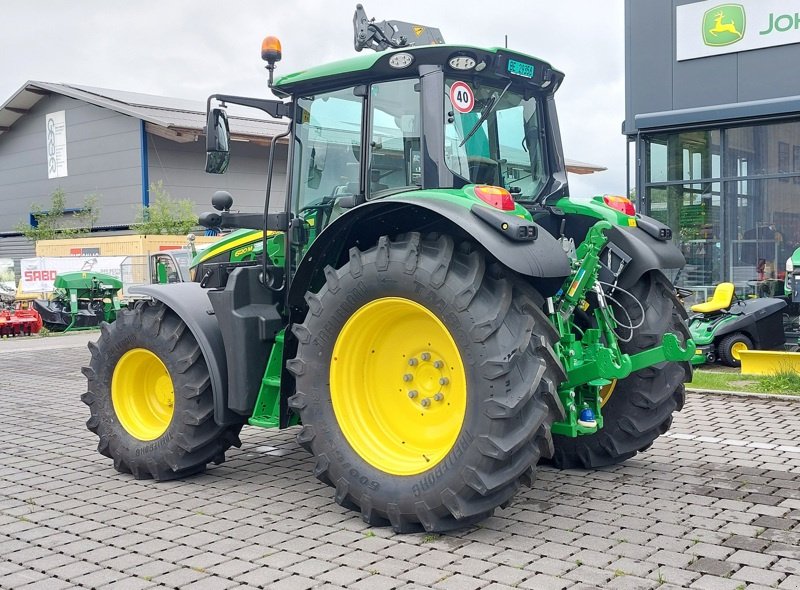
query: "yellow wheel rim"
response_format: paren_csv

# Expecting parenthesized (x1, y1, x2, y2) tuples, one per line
(599, 379, 617, 408)
(330, 297, 467, 476)
(731, 341, 749, 360)
(111, 348, 175, 441)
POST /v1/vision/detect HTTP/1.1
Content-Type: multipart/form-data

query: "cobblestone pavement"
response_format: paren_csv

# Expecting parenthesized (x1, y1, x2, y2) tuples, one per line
(1, 334, 800, 590)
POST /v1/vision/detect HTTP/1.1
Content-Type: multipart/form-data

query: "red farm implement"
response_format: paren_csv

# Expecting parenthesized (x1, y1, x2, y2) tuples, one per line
(0, 307, 43, 337)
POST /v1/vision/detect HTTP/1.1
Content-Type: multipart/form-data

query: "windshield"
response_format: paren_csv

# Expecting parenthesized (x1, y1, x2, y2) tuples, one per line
(444, 78, 546, 200)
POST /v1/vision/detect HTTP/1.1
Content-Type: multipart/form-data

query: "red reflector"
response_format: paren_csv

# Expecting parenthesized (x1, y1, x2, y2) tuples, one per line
(602, 195, 636, 216)
(474, 185, 515, 211)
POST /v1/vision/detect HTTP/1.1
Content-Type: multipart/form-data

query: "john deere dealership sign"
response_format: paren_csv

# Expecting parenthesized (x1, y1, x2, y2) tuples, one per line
(677, 0, 800, 61)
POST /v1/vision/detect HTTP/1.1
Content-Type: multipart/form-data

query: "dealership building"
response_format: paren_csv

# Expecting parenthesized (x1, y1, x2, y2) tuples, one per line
(625, 0, 800, 300)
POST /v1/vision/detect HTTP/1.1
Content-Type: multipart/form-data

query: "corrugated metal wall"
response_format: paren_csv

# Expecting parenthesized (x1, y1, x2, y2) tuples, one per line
(0, 93, 142, 232)
(148, 135, 288, 215)
(0, 235, 36, 277)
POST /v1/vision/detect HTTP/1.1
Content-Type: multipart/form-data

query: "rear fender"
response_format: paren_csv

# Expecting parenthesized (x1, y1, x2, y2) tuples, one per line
(129, 283, 238, 426)
(288, 198, 571, 311)
(606, 222, 686, 289)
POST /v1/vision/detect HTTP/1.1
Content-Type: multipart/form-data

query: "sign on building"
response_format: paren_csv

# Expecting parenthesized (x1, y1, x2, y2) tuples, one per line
(677, 0, 800, 61)
(45, 110, 68, 179)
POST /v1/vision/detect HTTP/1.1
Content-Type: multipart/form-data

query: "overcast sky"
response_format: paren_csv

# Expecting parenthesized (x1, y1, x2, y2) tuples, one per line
(1, 0, 628, 198)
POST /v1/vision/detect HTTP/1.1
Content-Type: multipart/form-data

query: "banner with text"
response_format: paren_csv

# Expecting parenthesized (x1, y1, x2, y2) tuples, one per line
(20, 257, 125, 294)
(45, 110, 68, 179)
(677, 0, 800, 61)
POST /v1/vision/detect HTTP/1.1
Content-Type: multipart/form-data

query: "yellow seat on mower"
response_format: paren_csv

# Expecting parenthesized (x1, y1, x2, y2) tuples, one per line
(691, 282, 735, 314)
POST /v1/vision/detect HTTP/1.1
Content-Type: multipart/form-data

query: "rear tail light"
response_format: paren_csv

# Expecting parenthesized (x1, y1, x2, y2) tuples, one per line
(474, 185, 515, 211)
(602, 195, 636, 216)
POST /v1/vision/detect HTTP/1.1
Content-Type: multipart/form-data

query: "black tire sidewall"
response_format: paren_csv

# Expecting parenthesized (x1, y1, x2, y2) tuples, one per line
(719, 333, 752, 367)
(89, 307, 196, 472)
(551, 271, 690, 467)
(299, 261, 495, 515)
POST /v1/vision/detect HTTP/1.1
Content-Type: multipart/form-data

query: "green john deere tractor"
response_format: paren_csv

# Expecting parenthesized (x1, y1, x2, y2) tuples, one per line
(83, 6, 693, 532)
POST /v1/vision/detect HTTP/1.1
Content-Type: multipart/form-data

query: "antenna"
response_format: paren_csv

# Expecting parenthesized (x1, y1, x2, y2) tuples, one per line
(504, 34, 508, 48)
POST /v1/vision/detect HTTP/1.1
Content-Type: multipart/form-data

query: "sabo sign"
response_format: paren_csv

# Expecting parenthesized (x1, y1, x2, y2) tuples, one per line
(677, 0, 800, 61)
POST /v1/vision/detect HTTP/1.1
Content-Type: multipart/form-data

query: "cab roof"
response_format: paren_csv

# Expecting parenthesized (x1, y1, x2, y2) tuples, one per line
(273, 44, 564, 96)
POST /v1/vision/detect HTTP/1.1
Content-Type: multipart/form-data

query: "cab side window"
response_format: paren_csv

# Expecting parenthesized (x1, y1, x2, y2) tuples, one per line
(368, 79, 421, 197)
(293, 88, 364, 212)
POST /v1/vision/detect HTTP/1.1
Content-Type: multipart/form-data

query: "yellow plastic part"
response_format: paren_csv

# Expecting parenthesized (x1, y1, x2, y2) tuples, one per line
(111, 348, 175, 441)
(690, 282, 735, 314)
(330, 297, 467, 476)
(739, 350, 800, 375)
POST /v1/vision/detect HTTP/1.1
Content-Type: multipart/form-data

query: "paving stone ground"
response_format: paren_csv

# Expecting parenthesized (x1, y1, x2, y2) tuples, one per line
(1, 333, 800, 589)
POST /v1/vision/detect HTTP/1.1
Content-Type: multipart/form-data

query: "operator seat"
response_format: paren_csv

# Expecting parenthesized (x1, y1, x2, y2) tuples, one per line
(690, 282, 735, 314)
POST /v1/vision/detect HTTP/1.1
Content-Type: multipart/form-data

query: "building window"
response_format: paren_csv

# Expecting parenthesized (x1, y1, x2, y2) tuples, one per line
(641, 118, 800, 297)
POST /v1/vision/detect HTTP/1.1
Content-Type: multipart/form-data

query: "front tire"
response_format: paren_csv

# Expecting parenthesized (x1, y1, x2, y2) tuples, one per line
(549, 271, 691, 469)
(81, 301, 242, 480)
(718, 332, 752, 367)
(288, 233, 564, 532)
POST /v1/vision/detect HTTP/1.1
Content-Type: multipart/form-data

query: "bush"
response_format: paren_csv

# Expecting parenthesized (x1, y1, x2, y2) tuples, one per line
(135, 181, 198, 235)
(16, 188, 99, 241)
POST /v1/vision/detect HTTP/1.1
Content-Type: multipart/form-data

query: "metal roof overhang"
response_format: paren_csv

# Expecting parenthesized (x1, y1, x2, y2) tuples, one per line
(633, 94, 800, 133)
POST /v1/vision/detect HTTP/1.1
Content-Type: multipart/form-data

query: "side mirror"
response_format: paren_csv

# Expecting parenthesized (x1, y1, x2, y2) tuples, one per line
(205, 108, 231, 174)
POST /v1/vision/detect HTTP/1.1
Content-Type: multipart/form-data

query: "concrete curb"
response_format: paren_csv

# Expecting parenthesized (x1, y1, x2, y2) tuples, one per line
(687, 386, 800, 402)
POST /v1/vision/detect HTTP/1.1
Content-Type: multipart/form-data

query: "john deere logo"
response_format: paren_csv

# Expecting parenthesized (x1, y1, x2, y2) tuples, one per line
(703, 4, 746, 47)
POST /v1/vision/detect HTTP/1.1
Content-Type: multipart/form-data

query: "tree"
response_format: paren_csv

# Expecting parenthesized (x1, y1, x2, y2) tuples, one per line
(134, 181, 199, 235)
(16, 188, 99, 241)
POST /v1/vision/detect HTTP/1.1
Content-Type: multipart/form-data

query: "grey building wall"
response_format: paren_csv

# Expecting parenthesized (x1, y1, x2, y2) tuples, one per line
(147, 136, 288, 215)
(624, 0, 800, 134)
(0, 93, 142, 232)
(0, 236, 35, 277)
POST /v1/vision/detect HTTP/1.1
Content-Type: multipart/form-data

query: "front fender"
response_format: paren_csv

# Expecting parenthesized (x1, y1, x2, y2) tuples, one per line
(129, 283, 237, 426)
(288, 198, 571, 310)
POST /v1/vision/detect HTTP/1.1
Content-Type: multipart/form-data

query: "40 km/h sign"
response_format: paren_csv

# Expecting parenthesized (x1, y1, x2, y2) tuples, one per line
(449, 81, 474, 114)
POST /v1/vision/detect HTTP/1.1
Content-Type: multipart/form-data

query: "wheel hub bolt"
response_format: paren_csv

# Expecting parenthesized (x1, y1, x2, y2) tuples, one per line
(433, 360, 443, 368)
(403, 374, 413, 382)
(408, 390, 418, 399)
(421, 398, 431, 407)
(408, 358, 418, 366)
(434, 392, 443, 401)
(421, 352, 431, 361)
(439, 377, 449, 386)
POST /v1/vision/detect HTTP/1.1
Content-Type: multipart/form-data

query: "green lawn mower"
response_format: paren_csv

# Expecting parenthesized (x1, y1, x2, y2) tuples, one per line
(689, 282, 787, 367)
(83, 5, 694, 533)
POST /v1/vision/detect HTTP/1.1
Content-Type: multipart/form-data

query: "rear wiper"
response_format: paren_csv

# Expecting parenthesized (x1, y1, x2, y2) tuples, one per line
(459, 80, 512, 147)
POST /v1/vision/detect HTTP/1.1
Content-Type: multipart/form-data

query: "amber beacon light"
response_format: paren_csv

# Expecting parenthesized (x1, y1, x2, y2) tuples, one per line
(261, 36, 282, 65)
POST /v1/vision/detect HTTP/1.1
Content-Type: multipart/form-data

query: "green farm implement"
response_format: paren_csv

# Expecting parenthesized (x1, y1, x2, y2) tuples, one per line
(83, 6, 693, 532)
(33, 271, 123, 332)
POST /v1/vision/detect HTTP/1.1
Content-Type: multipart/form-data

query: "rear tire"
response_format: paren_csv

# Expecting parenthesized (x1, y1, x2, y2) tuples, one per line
(549, 271, 691, 469)
(718, 332, 752, 367)
(288, 233, 564, 532)
(81, 301, 243, 480)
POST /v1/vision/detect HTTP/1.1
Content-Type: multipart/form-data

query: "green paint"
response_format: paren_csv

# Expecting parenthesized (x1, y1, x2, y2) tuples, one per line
(53, 271, 123, 332)
(548, 221, 694, 436)
(385, 186, 533, 220)
(703, 4, 746, 47)
(553, 196, 635, 226)
(688, 312, 740, 366)
(274, 45, 549, 92)
(249, 329, 285, 429)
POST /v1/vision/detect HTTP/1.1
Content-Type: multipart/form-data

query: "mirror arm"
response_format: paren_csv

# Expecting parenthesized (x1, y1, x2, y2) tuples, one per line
(207, 94, 292, 120)
(199, 211, 290, 232)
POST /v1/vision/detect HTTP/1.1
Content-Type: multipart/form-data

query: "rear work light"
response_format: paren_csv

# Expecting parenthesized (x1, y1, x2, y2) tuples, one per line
(602, 195, 636, 216)
(474, 185, 515, 211)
